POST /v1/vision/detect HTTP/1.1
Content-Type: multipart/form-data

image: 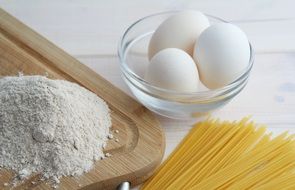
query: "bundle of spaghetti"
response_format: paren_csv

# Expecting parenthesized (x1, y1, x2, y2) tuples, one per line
(141, 117, 295, 190)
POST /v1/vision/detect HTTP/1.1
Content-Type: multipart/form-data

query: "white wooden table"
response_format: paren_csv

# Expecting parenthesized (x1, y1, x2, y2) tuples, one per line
(1, 0, 295, 189)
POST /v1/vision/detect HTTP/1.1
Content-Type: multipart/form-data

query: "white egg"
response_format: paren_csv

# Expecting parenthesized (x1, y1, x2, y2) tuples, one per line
(148, 10, 210, 60)
(144, 48, 199, 92)
(193, 23, 250, 89)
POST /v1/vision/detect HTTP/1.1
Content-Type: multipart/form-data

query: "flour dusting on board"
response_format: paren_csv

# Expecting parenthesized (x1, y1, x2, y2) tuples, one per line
(0, 75, 111, 187)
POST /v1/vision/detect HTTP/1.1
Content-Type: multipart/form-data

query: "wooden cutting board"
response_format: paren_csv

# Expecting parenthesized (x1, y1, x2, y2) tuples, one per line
(0, 8, 165, 190)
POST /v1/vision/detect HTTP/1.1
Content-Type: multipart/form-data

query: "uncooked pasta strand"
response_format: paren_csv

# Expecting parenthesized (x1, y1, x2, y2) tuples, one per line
(250, 160, 295, 188)
(255, 174, 295, 190)
(219, 151, 294, 189)
(223, 132, 275, 188)
(148, 120, 231, 189)
(142, 120, 212, 189)
(222, 127, 268, 168)
(190, 126, 267, 188)
(227, 152, 295, 189)
(190, 133, 292, 189)
(185, 123, 258, 188)
(151, 121, 219, 189)
(141, 118, 295, 190)
(167, 121, 244, 189)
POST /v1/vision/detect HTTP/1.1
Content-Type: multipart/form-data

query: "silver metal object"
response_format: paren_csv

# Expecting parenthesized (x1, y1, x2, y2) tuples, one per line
(117, 182, 130, 190)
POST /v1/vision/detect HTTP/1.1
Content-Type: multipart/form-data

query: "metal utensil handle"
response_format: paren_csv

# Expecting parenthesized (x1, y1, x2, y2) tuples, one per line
(117, 182, 130, 190)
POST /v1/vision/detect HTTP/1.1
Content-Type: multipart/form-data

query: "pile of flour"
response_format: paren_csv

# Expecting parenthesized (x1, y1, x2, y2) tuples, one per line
(0, 75, 111, 184)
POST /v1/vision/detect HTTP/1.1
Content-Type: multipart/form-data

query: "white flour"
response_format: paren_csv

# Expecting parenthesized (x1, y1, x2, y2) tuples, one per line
(0, 75, 111, 185)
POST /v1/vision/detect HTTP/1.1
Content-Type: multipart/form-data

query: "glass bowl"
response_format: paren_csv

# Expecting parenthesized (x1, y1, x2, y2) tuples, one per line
(118, 11, 254, 119)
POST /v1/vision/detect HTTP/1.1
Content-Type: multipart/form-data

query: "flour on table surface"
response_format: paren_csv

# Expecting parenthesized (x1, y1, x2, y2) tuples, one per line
(0, 75, 111, 186)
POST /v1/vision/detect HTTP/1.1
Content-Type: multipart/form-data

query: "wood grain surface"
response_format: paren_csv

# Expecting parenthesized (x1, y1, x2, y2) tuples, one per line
(0, 8, 165, 190)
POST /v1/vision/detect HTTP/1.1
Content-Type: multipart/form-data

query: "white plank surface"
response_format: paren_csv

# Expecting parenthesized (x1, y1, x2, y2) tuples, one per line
(1, 0, 295, 55)
(0, 0, 295, 189)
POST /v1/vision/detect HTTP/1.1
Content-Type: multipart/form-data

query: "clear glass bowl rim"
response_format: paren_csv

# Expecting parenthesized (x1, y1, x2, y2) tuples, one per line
(118, 10, 254, 97)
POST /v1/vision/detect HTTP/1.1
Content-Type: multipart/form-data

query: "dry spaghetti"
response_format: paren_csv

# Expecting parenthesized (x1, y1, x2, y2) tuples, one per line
(142, 118, 295, 190)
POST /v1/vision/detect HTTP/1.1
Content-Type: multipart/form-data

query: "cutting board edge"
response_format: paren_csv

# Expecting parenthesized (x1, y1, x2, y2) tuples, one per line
(0, 7, 165, 190)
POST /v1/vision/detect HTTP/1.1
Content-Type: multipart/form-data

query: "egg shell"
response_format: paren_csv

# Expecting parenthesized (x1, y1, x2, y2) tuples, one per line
(144, 48, 199, 92)
(194, 23, 250, 89)
(148, 10, 210, 60)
